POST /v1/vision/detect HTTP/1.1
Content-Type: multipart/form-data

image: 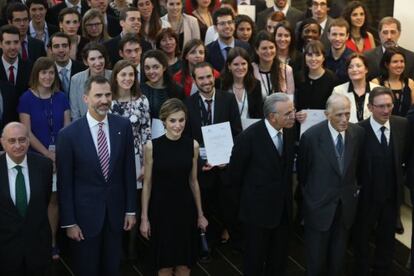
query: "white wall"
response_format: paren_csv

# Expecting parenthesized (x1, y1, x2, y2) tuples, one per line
(394, 0, 414, 50)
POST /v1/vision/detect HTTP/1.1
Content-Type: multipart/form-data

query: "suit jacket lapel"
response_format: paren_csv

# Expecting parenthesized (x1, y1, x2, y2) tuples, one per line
(319, 123, 342, 176)
(0, 154, 18, 213)
(213, 91, 223, 124)
(26, 154, 39, 212)
(343, 127, 355, 174)
(80, 117, 105, 180)
(259, 121, 280, 164)
(108, 115, 120, 179)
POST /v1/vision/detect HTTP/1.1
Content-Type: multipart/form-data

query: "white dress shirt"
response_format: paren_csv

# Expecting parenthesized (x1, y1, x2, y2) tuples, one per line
(2, 56, 18, 84)
(370, 116, 390, 145)
(6, 154, 31, 204)
(199, 90, 216, 124)
(265, 118, 283, 152)
(86, 112, 111, 156)
(328, 120, 345, 148)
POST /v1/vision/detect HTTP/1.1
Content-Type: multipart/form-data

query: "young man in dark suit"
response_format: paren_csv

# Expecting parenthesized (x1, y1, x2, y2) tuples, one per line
(352, 87, 410, 276)
(7, 2, 46, 62)
(0, 122, 53, 276)
(298, 93, 365, 276)
(27, 0, 59, 48)
(0, 25, 31, 97)
(57, 75, 136, 276)
(229, 93, 296, 276)
(206, 7, 250, 72)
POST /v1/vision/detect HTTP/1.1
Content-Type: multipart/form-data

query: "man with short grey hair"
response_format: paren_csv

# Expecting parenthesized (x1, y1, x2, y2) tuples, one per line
(298, 93, 364, 276)
(229, 92, 296, 276)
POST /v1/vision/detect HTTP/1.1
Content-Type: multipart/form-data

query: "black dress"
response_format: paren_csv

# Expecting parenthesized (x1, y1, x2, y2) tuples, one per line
(149, 135, 198, 269)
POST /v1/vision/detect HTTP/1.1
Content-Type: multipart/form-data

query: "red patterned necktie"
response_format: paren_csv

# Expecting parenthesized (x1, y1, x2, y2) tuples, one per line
(21, 41, 28, 61)
(97, 122, 110, 181)
(8, 66, 15, 84)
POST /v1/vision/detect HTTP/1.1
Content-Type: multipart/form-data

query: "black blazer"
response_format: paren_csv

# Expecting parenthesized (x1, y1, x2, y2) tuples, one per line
(365, 46, 414, 80)
(0, 58, 32, 97)
(104, 34, 152, 68)
(257, 5, 302, 31)
(0, 153, 52, 271)
(406, 107, 414, 190)
(27, 36, 47, 62)
(357, 116, 410, 206)
(206, 40, 251, 72)
(46, 0, 89, 26)
(229, 120, 295, 228)
(184, 89, 242, 146)
(0, 81, 18, 133)
(70, 59, 87, 77)
(106, 14, 122, 38)
(298, 120, 365, 231)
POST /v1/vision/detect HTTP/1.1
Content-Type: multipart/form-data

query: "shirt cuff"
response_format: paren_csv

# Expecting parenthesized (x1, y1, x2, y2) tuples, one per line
(61, 224, 76, 228)
(125, 212, 136, 216)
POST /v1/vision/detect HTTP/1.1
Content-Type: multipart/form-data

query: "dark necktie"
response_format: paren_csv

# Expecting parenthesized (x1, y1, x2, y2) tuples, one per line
(205, 99, 212, 125)
(224, 46, 231, 60)
(276, 132, 283, 155)
(97, 122, 110, 181)
(380, 126, 388, 148)
(15, 165, 27, 216)
(21, 41, 28, 61)
(8, 65, 15, 84)
(60, 67, 69, 95)
(336, 133, 343, 156)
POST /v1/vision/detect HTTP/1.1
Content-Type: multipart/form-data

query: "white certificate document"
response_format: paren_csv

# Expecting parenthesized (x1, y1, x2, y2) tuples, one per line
(237, 5, 256, 21)
(300, 109, 326, 136)
(241, 118, 260, 130)
(201, 122, 234, 166)
(151, 118, 165, 139)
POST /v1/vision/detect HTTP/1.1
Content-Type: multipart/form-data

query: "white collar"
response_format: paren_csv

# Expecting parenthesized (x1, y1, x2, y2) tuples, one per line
(265, 118, 283, 138)
(319, 17, 328, 32)
(328, 120, 345, 141)
(369, 116, 390, 133)
(29, 21, 48, 36)
(6, 154, 28, 170)
(199, 89, 216, 102)
(2, 56, 18, 68)
(55, 59, 72, 72)
(86, 111, 108, 128)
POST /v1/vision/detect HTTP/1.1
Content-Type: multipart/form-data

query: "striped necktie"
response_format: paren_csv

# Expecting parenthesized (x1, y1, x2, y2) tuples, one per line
(97, 122, 110, 181)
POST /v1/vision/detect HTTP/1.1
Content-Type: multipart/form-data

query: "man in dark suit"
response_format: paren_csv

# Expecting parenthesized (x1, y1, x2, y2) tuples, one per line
(184, 62, 242, 254)
(352, 87, 410, 276)
(7, 2, 46, 62)
(206, 7, 250, 72)
(257, 0, 302, 30)
(0, 122, 53, 276)
(48, 32, 86, 97)
(298, 93, 364, 276)
(365, 16, 414, 80)
(0, 25, 31, 97)
(229, 93, 295, 275)
(104, 7, 151, 68)
(46, 0, 89, 26)
(57, 75, 137, 276)
(86, 0, 121, 37)
(0, 81, 18, 134)
(27, 0, 59, 48)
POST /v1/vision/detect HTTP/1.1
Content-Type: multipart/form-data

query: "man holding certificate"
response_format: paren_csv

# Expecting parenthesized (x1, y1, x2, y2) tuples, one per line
(184, 62, 242, 255)
(228, 93, 296, 276)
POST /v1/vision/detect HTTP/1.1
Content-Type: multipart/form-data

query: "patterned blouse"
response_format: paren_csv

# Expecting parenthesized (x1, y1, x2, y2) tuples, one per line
(111, 95, 152, 166)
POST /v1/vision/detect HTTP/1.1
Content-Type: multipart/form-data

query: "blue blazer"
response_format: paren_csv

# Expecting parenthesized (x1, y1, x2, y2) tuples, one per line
(56, 114, 136, 237)
(206, 39, 251, 72)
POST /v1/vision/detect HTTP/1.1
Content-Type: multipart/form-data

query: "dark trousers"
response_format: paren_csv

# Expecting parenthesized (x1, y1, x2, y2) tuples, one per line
(243, 209, 289, 276)
(71, 215, 123, 276)
(411, 190, 414, 276)
(305, 203, 349, 276)
(353, 198, 397, 276)
(0, 265, 47, 276)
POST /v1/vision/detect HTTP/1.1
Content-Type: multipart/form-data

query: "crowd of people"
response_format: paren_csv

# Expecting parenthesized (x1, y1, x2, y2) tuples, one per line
(1, 0, 414, 275)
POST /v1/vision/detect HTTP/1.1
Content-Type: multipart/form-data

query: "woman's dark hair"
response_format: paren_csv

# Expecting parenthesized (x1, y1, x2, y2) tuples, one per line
(235, 14, 256, 46)
(155, 28, 180, 57)
(81, 41, 110, 69)
(82, 8, 110, 41)
(29, 57, 60, 92)
(253, 31, 280, 92)
(180, 39, 205, 87)
(142, 50, 174, 87)
(345, 52, 369, 81)
(159, 98, 187, 122)
(301, 40, 325, 78)
(221, 47, 257, 93)
(111, 60, 141, 100)
(379, 47, 406, 82)
(134, 0, 161, 41)
(342, 1, 371, 38)
(274, 20, 295, 57)
(296, 17, 321, 51)
(191, 0, 216, 10)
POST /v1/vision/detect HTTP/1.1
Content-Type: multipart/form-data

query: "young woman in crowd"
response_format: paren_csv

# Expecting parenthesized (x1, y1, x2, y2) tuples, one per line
(218, 47, 263, 119)
(141, 49, 184, 119)
(140, 98, 208, 276)
(191, 0, 215, 41)
(296, 17, 321, 52)
(81, 8, 110, 43)
(18, 57, 71, 261)
(173, 39, 220, 96)
(372, 47, 414, 116)
(252, 31, 295, 99)
(295, 41, 337, 123)
(161, 0, 200, 49)
(333, 53, 380, 122)
(274, 21, 303, 73)
(70, 42, 112, 120)
(156, 28, 182, 75)
(234, 14, 256, 49)
(342, 0, 375, 53)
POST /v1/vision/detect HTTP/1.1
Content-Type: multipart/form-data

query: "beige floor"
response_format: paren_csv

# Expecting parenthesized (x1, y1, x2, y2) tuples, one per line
(397, 204, 412, 248)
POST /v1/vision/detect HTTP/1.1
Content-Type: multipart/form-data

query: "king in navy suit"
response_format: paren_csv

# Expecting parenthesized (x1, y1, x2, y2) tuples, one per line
(57, 75, 136, 276)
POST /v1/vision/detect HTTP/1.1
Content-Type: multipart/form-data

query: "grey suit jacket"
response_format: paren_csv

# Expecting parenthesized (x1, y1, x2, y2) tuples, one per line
(298, 120, 365, 231)
(69, 69, 112, 120)
(257, 5, 302, 31)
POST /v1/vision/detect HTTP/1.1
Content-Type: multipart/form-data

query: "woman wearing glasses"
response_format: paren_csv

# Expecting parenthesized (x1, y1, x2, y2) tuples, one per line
(81, 8, 110, 43)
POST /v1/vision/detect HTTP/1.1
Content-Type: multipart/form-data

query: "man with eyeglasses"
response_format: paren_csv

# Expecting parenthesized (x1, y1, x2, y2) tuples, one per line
(365, 17, 414, 80)
(206, 7, 250, 72)
(47, 32, 86, 98)
(306, 0, 333, 50)
(298, 93, 364, 276)
(6, 2, 46, 63)
(229, 93, 296, 276)
(0, 122, 53, 275)
(352, 86, 410, 276)
(257, 0, 302, 31)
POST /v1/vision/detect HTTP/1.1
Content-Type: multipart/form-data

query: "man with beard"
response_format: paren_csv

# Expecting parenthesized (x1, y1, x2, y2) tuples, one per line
(184, 62, 242, 258)
(365, 17, 414, 80)
(298, 93, 364, 276)
(257, 0, 302, 31)
(57, 75, 136, 276)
